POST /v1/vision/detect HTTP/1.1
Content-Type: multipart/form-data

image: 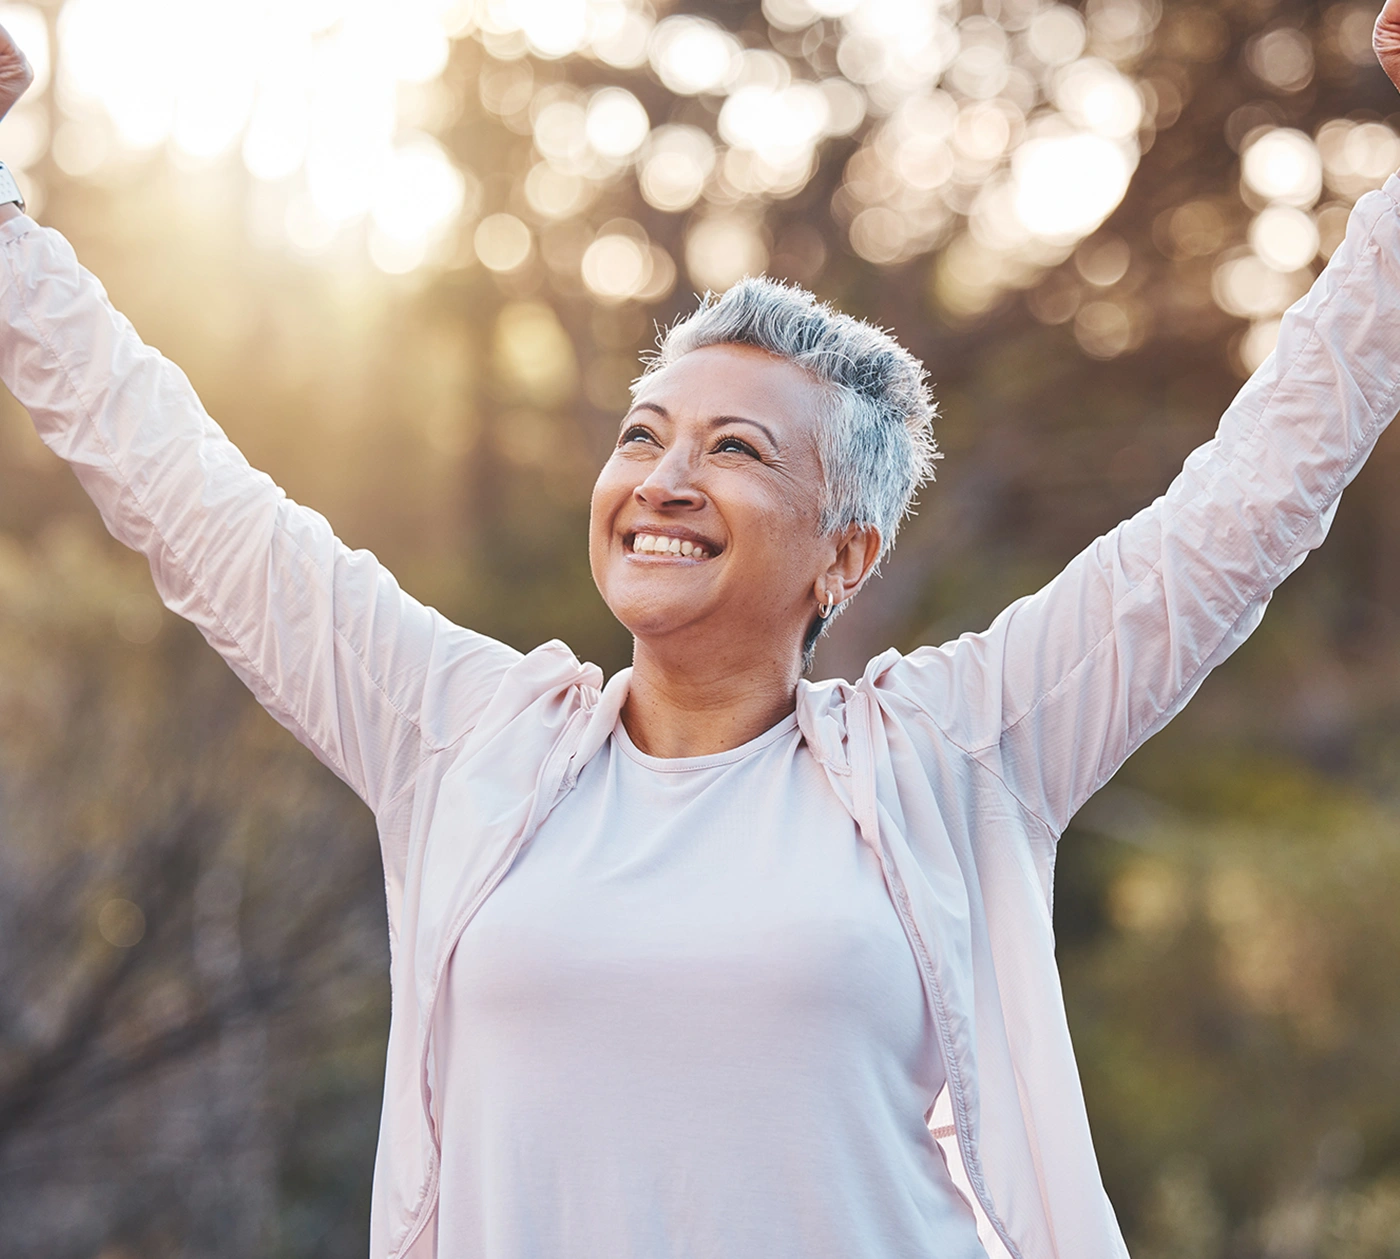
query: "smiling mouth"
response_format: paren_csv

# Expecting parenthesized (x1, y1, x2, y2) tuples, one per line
(628, 532, 717, 560)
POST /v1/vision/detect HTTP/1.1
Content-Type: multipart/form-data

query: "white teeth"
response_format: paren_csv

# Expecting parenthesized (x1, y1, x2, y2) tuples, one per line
(630, 533, 711, 559)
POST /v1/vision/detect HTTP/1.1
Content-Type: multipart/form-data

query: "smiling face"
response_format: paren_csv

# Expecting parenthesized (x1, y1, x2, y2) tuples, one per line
(589, 342, 871, 676)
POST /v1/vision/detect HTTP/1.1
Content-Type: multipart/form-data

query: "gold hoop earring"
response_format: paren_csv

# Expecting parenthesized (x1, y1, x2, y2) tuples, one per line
(818, 591, 836, 619)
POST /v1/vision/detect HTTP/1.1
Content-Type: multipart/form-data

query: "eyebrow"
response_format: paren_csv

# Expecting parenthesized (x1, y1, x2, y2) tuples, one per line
(623, 401, 780, 447)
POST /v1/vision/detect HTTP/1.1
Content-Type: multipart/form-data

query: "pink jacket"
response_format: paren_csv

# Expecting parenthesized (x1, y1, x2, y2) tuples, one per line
(3, 174, 1400, 1259)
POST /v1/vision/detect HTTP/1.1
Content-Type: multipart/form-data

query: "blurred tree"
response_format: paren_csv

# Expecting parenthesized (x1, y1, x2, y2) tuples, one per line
(0, 530, 388, 1257)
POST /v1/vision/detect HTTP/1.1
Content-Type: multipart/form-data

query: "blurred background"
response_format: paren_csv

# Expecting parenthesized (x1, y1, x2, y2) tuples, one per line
(0, 0, 1399, 1255)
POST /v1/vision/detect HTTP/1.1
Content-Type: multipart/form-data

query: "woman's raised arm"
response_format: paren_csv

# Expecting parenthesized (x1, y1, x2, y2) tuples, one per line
(0, 28, 520, 824)
(884, 4, 1400, 839)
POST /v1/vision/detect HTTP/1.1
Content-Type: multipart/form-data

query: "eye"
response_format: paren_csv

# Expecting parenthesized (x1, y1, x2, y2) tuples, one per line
(714, 434, 760, 457)
(618, 424, 657, 447)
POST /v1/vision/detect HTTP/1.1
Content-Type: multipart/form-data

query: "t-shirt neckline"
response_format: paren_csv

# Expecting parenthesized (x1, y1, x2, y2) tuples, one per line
(611, 710, 800, 773)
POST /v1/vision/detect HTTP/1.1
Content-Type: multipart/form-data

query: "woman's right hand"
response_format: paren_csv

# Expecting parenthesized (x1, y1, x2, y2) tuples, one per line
(0, 24, 32, 123)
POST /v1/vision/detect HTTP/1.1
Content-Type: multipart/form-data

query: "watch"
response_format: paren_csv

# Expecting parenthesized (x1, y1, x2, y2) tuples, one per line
(0, 161, 25, 213)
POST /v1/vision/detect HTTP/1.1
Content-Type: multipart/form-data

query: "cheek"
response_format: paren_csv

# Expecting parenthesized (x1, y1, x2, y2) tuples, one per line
(755, 478, 825, 548)
(588, 466, 628, 573)
(591, 462, 620, 517)
(746, 486, 828, 591)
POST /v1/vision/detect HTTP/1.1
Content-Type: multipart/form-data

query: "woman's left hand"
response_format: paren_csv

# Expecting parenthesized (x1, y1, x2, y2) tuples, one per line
(1376, 0, 1400, 92)
(0, 24, 31, 123)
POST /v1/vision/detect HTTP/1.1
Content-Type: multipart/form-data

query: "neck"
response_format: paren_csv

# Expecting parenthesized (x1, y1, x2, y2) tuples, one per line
(620, 635, 802, 759)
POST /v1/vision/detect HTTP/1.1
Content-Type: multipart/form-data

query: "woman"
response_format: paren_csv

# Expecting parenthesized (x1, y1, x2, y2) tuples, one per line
(6, 9, 1400, 1258)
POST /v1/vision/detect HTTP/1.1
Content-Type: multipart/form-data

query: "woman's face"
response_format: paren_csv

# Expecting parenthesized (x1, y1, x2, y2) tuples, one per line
(589, 342, 849, 668)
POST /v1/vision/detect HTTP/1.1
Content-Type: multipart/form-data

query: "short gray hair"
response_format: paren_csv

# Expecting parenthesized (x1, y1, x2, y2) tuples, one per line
(635, 276, 939, 565)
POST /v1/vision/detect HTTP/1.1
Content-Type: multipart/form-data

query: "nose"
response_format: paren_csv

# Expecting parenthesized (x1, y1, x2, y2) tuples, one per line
(634, 444, 706, 511)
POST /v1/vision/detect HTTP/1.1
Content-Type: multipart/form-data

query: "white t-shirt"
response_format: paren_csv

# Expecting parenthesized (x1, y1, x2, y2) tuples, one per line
(433, 713, 987, 1258)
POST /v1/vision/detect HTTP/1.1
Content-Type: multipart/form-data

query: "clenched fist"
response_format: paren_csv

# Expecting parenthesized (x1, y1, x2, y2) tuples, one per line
(1377, 0, 1400, 92)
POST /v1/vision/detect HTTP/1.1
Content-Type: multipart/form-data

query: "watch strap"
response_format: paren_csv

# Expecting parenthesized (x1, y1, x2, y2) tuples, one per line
(0, 162, 25, 213)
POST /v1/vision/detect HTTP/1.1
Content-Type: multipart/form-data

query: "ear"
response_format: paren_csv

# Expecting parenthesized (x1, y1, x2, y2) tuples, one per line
(812, 524, 882, 613)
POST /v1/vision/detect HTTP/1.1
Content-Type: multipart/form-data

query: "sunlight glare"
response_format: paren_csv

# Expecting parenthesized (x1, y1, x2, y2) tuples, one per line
(0, 5, 49, 93)
(55, 0, 473, 271)
(243, 79, 312, 181)
(382, 7, 451, 82)
(170, 8, 259, 161)
(373, 135, 470, 243)
(0, 102, 45, 170)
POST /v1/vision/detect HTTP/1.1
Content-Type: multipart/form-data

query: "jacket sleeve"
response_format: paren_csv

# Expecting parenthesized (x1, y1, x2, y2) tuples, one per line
(886, 173, 1400, 837)
(0, 215, 520, 817)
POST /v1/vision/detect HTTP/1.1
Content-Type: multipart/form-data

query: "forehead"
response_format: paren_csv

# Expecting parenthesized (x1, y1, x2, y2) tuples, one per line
(632, 343, 825, 436)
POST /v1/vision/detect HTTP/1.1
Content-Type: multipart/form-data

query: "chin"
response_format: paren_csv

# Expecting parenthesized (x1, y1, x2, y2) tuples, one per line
(608, 601, 696, 643)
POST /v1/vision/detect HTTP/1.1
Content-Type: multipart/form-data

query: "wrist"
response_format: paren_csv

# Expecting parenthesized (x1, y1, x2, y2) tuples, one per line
(0, 201, 22, 223)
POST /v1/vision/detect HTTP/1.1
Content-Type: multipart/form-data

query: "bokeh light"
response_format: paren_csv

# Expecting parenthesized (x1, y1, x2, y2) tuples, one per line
(9, 0, 1165, 304)
(1246, 27, 1314, 93)
(493, 300, 578, 405)
(0, 0, 1365, 344)
(1013, 133, 1135, 244)
(581, 229, 648, 302)
(686, 215, 768, 291)
(649, 15, 740, 96)
(1249, 205, 1319, 273)
(1212, 251, 1304, 319)
(1239, 316, 1283, 373)
(584, 87, 649, 160)
(1241, 129, 1324, 207)
(1053, 59, 1143, 140)
(639, 125, 716, 213)
(475, 213, 533, 272)
(1027, 5, 1087, 66)
(489, 0, 590, 60)
(1316, 119, 1400, 200)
